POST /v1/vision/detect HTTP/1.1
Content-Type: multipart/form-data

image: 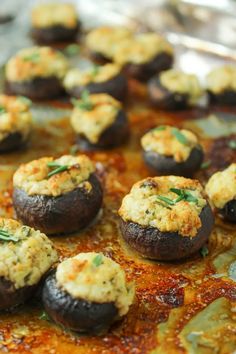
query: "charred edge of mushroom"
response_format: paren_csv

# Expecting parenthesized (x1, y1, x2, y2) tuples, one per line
(13, 174, 103, 235)
(143, 147, 204, 177)
(89, 51, 112, 65)
(31, 22, 80, 43)
(0, 132, 29, 153)
(207, 90, 236, 106)
(76, 109, 130, 151)
(148, 77, 189, 110)
(119, 204, 214, 261)
(219, 199, 236, 223)
(42, 271, 119, 333)
(5, 77, 65, 100)
(0, 276, 36, 312)
(123, 52, 173, 82)
(66, 73, 128, 102)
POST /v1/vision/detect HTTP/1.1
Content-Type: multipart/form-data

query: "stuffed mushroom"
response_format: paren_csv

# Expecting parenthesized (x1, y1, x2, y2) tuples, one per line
(31, 3, 80, 44)
(205, 163, 236, 222)
(42, 252, 135, 333)
(148, 69, 203, 110)
(119, 176, 214, 261)
(12, 154, 103, 235)
(85, 26, 133, 63)
(206, 65, 236, 106)
(5, 46, 68, 99)
(0, 95, 32, 152)
(0, 217, 58, 311)
(141, 125, 204, 177)
(64, 63, 128, 102)
(70, 93, 129, 150)
(113, 33, 174, 82)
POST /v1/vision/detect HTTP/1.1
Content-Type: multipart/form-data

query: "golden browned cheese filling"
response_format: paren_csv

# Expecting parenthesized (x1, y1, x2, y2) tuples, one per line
(70, 93, 122, 143)
(141, 125, 200, 162)
(206, 65, 236, 94)
(0, 95, 32, 142)
(13, 155, 95, 197)
(119, 176, 207, 237)
(0, 218, 58, 289)
(85, 26, 133, 59)
(205, 163, 236, 209)
(6, 46, 69, 82)
(56, 252, 135, 316)
(159, 69, 203, 104)
(31, 3, 78, 29)
(64, 63, 121, 89)
(113, 33, 173, 65)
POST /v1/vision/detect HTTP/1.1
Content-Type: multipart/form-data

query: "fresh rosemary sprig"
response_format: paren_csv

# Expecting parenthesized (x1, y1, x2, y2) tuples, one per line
(47, 161, 69, 178)
(23, 52, 40, 62)
(0, 105, 6, 114)
(156, 188, 198, 208)
(93, 253, 103, 267)
(0, 229, 19, 242)
(71, 90, 93, 111)
(171, 127, 189, 145)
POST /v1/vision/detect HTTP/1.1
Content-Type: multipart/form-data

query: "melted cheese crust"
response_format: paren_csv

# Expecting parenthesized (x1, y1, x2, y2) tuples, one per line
(113, 33, 173, 65)
(31, 3, 78, 29)
(141, 126, 200, 162)
(85, 26, 133, 59)
(159, 69, 203, 104)
(206, 65, 236, 94)
(119, 176, 207, 237)
(56, 252, 135, 316)
(13, 155, 95, 197)
(0, 95, 32, 142)
(205, 163, 236, 209)
(71, 94, 121, 143)
(64, 63, 121, 89)
(0, 218, 58, 289)
(6, 47, 69, 82)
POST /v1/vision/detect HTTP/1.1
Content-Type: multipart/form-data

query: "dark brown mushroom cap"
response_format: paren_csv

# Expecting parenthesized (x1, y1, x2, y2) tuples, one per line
(148, 77, 189, 110)
(0, 132, 28, 153)
(123, 52, 173, 82)
(5, 76, 64, 100)
(119, 204, 214, 261)
(13, 174, 103, 235)
(143, 146, 204, 177)
(219, 199, 236, 223)
(0, 276, 36, 311)
(31, 22, 80, 44)
(66, 73, 128, 102)
(42, 271, 118, 333)
(207, 89, 236, 106)
(75, 109, 129, 150)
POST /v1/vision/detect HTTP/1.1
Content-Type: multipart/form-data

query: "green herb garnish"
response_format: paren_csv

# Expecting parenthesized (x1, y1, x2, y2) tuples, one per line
(39, 311, 51, 321)
(47, 161, 69, 178)
(0, 229, 19, 242)
(0, 105, 6, 114)
(152, 125, 166, 132)
(64, 44, 80, 56)
(91, 64, 100, 76)
(18, 96, 32, 106)
(228, 140, 236, 150)
(171, 127, 189, 145)
(200, 160, 211, 169)
(93, 253, 103, 267)
(157, 188, 198, 208)
(200, 245, 209, 258)
(23, 52, 40, 62)
(71, 90, 93, 111)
